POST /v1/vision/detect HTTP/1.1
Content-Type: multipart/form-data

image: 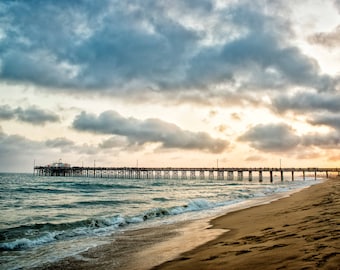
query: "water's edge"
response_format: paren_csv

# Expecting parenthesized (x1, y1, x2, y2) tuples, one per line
(36, 180, 323, 270)
(129, 181, 323, 270)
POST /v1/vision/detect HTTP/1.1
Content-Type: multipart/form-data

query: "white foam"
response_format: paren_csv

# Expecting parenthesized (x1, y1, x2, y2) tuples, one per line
(1, 231, 59, 250)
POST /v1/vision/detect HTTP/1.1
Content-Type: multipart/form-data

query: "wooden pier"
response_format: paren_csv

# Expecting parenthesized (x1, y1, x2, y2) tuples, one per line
(33, 166, 340, 182)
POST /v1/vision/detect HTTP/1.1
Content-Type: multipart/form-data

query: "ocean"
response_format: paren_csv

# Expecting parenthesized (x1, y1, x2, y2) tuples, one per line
(0, 172, 320, 269)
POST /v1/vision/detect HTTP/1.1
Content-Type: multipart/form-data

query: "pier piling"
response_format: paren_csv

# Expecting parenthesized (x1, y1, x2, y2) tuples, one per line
(270, 171, 273, 183)
(259, 171, 263, 182)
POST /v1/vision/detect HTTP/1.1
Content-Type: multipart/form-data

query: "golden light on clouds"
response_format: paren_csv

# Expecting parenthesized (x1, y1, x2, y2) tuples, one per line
(0, 0, 339, 172)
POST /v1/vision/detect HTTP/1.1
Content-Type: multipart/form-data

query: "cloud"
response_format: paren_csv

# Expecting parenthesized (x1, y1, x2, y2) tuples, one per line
(308, 114, 340, 131)
(184, 4, 335, 93)
(245, 155, 266, 161)
(0, 131, 49, 172)
(301, 131, 340, 147)
(0, 105, 13, 119)
(308, 25, 340, 48)
(301, 113, 340, 148)
(238, 123, 300, 151)
(45, 137, 75, 148)
(99, 136, 128, 149)
(273, 92, 340, 113)
(0, 0, 198, 90)
(231, 113, 241, 121)
(44, 137, 103, 155)
(72, 110, 228, 153)
(0, 0, 335, 98)
(294, 150, 322, 160)
(15, 106, 60, 125)
(193, 35, 330, 92)
(335, 0, 340, 12)
(239, 120, 340, 151)
(216, 124, 228, 133)
(0, 105, 59, 125)
(0, 129, 104, 171)
(328, 154, 340, 161)
(0, 133, 44, 155)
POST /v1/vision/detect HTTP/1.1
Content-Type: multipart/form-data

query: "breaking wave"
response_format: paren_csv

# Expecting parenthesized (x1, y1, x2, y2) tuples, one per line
(0, 196, 249, 251)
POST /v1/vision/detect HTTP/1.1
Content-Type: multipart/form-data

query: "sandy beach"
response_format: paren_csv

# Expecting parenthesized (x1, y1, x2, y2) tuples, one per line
(36, 177, 339, 270)
(154, 177, 340, 270)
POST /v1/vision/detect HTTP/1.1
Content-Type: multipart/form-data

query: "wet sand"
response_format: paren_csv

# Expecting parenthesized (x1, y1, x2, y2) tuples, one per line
(37, 177, 339, 270)
(154, 177, 340, 270)
(36, 220, 226, 270)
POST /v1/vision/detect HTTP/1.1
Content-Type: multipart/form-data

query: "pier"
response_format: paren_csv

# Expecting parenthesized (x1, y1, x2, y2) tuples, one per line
(33, 166, 340, 182)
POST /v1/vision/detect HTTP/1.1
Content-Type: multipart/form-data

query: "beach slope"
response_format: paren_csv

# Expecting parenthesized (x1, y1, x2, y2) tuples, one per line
(154, 178, 340, 270)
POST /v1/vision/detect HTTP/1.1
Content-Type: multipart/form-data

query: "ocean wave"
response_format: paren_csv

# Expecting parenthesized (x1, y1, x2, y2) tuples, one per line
(69, 183, 143, 190)
(152, 197, 171, 202)
(13, 187, 73, 194)
(0, 232, 60, 251)
(0, 180, 316, 251)
(75, 200, 126, 206)
(0, 216, 126, 251)
(142, 199, 215, 219)
(0, 197, 224, 251)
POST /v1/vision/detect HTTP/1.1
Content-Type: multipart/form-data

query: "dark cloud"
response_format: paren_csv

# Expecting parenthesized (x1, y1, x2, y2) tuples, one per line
(45, 137, 75, 148)
(99, 136, 128, 149)
(238, 123, 300, 151)
(149, 3, 330, 93)
(45, 137, 102, 155)
(239, 120, 340, 151)
(0, 0, 199, 90)
(301, 113, 340, 148)
(0, 105, 14, 119)
(171, 0, 214, 13)
(273, 92, 340, 113)
(308, 25, 340, 48)
(0, 105, 59, 125)
(73, 110, 228, 153)
(0, 0, 335, 97)
(301, 131, 340, 148)
(222, 35, 332, 92)
(185, 5, 334, 93)
(16, 106, 60, 125)
(308, 114, 340, 131)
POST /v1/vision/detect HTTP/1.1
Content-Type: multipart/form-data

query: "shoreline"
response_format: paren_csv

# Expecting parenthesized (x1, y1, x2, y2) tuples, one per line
(153, 177, 340, 270)
(34, 179, 331, 270)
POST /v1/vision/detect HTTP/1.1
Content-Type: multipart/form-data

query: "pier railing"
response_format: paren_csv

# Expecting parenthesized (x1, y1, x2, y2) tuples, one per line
(33, 166, 340, 182)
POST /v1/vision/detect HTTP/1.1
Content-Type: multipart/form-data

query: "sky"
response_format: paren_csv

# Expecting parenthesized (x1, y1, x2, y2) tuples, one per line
(0, 0, 340, 172)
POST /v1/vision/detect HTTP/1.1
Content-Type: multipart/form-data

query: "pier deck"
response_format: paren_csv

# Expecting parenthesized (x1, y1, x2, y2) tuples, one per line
(33, 166, 340, 182)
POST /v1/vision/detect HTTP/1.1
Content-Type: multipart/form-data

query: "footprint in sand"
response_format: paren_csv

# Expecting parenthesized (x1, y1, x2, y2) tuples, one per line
(260, 244, 288, 251)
